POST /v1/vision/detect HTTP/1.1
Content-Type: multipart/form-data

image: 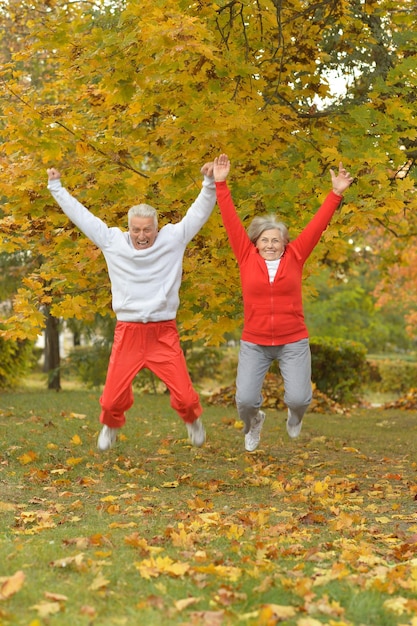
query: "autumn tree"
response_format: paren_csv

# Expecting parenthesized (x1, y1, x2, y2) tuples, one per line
(0, 0, 416, 353)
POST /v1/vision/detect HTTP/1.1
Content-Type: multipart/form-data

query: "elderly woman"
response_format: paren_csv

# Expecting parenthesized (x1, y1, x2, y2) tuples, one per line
(213, 154, 354, 451)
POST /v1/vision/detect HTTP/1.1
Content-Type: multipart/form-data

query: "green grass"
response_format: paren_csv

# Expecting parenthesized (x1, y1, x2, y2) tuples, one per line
(1, 382, 417, 625)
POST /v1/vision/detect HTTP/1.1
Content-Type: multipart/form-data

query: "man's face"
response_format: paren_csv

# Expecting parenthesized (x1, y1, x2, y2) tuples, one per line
(129, 216, 158, 250)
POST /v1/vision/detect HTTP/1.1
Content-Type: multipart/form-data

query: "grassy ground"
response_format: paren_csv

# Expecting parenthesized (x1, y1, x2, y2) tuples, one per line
(1, 381, 417, 626)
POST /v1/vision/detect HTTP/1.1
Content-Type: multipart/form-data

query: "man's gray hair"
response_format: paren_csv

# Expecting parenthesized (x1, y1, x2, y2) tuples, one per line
(128, 204, 158, 229)
(247, 216, 290, 245)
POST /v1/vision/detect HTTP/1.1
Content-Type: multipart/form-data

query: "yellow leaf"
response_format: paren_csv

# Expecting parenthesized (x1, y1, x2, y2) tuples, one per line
(44, 592, 68, 602)
(49, 553, 85, 571)
(89, 573, 110, 591)
(31, 601, 61, 618)
(135, 556, 190, 579)
(66, 457, 84, 466)
(297, 618, 324, 626)
(0, 571, 25, 600)
(258, 604, 297, 621)
(161, 481, 179, 488)
(193, 563, 241, 582)
(75, 141, 90, 155)
(71, 434, 82, 445)
(175, 597, 200, 611)
(109, 522, 137, 529)
(225, 524, 245, 540)
(168, 562, 190, 577)
(80, 606, 97, 618)
(0, 501, 17, 512)
(170, 527, 196, 549)
(383, 596, 408, 615)
(18, 451, 37, 465)
(197, 513, 221, 525)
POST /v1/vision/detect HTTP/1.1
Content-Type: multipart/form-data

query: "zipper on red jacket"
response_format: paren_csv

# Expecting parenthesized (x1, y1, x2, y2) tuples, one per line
(270, 282, 276, 345)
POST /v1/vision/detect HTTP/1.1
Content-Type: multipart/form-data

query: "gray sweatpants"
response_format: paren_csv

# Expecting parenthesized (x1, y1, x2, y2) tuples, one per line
(236, 338, 312, 433)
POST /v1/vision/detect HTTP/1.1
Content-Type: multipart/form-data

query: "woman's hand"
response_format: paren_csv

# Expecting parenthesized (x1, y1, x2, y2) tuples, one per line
(330, 162, 354, 196)
(213, 154, 230, 182)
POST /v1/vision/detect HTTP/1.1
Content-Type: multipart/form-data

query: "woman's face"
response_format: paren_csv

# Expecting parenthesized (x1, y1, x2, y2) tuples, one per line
(256, 228, 285, 260)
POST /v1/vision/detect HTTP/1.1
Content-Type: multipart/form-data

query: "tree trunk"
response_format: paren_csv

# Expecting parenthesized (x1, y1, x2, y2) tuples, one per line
(44, 309, 61, 391)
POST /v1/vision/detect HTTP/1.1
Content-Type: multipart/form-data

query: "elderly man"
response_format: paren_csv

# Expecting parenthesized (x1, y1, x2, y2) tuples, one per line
(47, 162, 216, 451)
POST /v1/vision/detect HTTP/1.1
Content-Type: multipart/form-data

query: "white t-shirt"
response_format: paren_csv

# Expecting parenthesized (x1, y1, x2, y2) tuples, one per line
(265, 258, 281, 283)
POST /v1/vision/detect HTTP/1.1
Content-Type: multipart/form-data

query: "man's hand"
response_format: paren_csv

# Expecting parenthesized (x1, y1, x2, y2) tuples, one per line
(47, 168, 61, 181)
(330, 162, 354, 196)
(213, 154, 230, 182)
(201, 162, 214, 178)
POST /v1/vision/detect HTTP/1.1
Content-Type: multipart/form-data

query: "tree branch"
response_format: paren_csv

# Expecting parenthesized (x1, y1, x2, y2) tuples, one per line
(1, 82, 149, 179)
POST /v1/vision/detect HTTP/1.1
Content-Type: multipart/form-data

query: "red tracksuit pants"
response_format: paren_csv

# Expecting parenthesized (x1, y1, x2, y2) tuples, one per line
(99, 320, 202, 428)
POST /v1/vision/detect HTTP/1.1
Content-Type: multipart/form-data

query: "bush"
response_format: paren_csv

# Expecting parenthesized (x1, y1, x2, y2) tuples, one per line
(185, 346, 223, 383)
(66, 343, 111, 388)
(367, 358, 417, 394)
(0, 336, 34, 390)
(310, 336, 368, 403)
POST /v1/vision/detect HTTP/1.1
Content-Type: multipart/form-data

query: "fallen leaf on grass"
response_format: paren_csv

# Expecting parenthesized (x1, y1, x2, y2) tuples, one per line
(258, 604, 297, 622)
(214, 587, 246, 606)
(89, 573, 110, 591)
(18, 451, 38, 465)
(305, 594, 345, 617)
(297, 618, 324, 626)
(125, 533, 151, 551)
(49, 553, 86, 571)
(383, 595, 417, 616)
(175, 596, 200, 611)
(69, 412, 86, 419)
(137, 595, 165, 610)
(188, 611, 224, 625)
(66, 457, 84, 466)
(329, 511, 363, 531)
(64, 534, 113, 549)
(0, 501, 17, 512)
(14, 510, 57, 534)
(31, 601, 62, 617)
(253, 575, 274, 593)
(224, 524, 245, 540)
(109, 521, 137, 529)
(135, 555, 190, 579)
(44, 592, 68, 602)
(80, 605, 97, 617)
(0, 571, 25, 600)
(193, 563, 241, 582)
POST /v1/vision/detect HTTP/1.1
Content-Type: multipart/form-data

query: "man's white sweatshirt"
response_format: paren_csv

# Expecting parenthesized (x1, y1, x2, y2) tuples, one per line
(48, 176, 216, 323)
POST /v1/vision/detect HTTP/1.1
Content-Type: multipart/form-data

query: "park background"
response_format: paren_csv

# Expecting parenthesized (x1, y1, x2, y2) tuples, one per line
(1, 1, 417, 625)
